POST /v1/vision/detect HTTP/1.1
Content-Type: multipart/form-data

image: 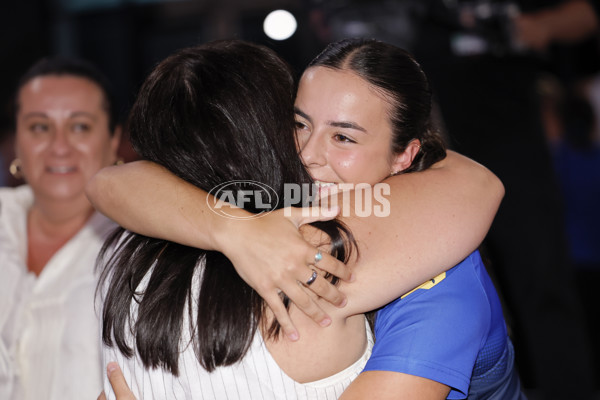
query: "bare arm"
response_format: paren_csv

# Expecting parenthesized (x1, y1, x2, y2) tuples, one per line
(92, 151, 501, 396)
(99, 364, 451, 400)
(87, 150, 503, 331)
(339, 371, 451, 400)
(515, 0, 598, 51)
(337, 150, 504, 315)
(86, 161, 352, 341)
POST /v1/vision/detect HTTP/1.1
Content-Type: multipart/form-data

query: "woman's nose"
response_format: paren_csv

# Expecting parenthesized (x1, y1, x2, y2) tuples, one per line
(299, 132, 326, 167)
(49, 129, 72, 156)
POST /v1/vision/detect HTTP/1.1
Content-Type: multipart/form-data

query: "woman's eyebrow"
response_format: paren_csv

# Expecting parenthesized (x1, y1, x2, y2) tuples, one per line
(327, 120, 367, 133)
(22, 111, 97, 120)
(22, 112, 48, 120)
(294, 107, 311, 123)
(70, 111, 97, 120)
(294, 106, 367, 133)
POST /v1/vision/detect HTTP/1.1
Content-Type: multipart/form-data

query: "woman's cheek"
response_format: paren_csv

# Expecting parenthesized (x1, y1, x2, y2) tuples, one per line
(334, 153, 360, 183)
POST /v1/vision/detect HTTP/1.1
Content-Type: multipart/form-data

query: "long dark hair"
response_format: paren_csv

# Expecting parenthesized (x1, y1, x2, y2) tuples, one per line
(99, 40, 353, 376)
(308, 38, 446, 172)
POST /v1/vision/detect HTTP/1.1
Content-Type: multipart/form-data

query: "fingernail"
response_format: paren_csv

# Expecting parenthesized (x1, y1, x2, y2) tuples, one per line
(349, 273, 356, 282)
(320, 317, 332, 327)
(107, 362, 118, 376)
(288, 332, 299, 341)
(338, 297, 347, 307)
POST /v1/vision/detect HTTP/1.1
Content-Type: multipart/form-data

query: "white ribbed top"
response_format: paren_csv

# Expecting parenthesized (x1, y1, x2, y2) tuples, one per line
(101, 254, 372, 400)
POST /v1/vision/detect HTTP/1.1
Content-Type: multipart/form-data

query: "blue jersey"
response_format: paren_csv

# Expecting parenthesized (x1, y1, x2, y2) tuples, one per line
(364, 250, 525, 399)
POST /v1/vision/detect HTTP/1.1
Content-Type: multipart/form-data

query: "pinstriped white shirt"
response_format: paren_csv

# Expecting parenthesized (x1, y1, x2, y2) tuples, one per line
(100, 253, 373, 400)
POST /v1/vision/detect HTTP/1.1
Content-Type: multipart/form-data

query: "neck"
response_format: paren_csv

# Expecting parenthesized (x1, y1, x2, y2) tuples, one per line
(26, 195, 95, 275)
(30, 194, 94, 228)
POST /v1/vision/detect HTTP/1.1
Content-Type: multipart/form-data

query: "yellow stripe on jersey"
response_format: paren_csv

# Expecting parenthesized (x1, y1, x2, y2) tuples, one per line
(400, 271, 447, 300)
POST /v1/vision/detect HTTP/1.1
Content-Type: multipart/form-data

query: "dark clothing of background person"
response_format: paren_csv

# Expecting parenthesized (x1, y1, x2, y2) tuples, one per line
(411, 0, 596, 398)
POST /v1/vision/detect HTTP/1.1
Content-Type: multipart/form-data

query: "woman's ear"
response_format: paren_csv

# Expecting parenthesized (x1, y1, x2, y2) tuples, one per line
(390, 139, 421, 175)
(109, 125, 123, 164)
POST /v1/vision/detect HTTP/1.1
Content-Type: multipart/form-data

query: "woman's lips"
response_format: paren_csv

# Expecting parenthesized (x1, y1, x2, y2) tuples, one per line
(314, 180, 338, 198)
(46, 166, 77, 174)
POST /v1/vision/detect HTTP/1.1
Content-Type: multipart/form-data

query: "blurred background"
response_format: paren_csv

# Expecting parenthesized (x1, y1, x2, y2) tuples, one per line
(1, 0, 600, 167)
(1, 0, 599, 398)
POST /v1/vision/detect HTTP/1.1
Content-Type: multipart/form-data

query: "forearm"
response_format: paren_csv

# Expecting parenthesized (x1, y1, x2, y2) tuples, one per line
(87, 161, 352, 339)
(340, 371, 450, 400)
(543, 0, 598, 43)
(86, 161, 247, 250)
(517, 0, 598, 49)
(338, 151, 504, 314)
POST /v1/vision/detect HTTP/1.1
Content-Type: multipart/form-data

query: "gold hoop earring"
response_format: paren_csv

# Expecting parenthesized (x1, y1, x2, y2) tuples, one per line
(9, 159, 23, 179)
(114, 157, 124, 166)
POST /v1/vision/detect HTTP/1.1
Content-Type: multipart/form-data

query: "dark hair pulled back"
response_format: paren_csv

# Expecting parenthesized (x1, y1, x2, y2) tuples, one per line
(309, 38, 446, 173)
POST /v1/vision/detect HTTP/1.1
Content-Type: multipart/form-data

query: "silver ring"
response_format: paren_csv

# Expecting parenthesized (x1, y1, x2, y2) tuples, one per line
(305, 270, 318, 286)
(314, 251, 323, 264)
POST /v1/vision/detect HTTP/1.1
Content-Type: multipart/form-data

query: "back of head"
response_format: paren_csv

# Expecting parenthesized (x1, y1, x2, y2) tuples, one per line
(14, 56, 119, 133)
(128, 40, 310, 208)
(100, 40, 353, 377)
(308, 38, 446, 172)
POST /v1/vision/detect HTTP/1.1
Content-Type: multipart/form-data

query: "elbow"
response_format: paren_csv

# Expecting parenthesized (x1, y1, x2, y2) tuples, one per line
(493, 173, 505, 203)
(491, 171, 505, 203)
(86, 167, 112, 213)
(482, 167, 505, 212)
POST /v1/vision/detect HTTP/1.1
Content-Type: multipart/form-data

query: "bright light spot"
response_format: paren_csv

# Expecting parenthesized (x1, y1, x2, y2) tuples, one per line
(263, 10, 297, 41)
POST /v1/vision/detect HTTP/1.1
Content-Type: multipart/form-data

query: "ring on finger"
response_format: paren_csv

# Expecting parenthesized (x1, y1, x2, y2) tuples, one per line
(314, 250, 323, 264)
(305, 269, 318, 286)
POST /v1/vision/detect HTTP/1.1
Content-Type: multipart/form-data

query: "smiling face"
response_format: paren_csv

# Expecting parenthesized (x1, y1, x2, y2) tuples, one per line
(295, 67, 414, 186)
(15, 75, 120, 204)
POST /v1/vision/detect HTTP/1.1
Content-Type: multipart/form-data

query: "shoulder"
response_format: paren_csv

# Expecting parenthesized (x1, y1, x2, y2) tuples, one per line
(376, 251, 493, 335)
(364, 251, 495, 396)
(0, 185, 33, 214)
(0, 186, 32, 254)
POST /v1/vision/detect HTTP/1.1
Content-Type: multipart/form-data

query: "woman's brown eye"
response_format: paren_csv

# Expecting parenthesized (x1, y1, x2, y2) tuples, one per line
(30, 123, 49, 134)
(73, 123, 91, 133)
(334, 134, 354, 143)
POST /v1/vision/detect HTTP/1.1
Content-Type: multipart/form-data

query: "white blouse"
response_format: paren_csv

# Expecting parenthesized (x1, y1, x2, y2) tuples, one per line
(0, 185, 116, 400)
(103, 325, 373, 400)
(101, 245, 373, 400)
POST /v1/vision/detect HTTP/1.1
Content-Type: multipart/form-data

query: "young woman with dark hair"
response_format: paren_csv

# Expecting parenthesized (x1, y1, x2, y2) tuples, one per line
(99, 40, 371, 399)
(302, 39, 446, 175)
(300, 38, 524, 400)
(92, 39, 519, 399)
(99, 39, 360, 383)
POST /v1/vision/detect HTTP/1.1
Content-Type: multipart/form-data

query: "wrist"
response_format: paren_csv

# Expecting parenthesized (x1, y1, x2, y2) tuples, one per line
(208, 204, 253, 254)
